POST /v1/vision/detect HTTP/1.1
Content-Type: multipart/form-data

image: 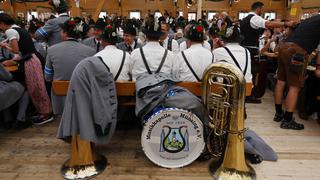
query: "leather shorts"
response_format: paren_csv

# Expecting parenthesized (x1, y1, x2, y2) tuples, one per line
(277, 42, 308, 87)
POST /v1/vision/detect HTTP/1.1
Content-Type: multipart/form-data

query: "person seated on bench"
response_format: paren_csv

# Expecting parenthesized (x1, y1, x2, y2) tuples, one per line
(0, 64, 30, 129)
(212, 24, 252, 84)
(130, 14, 177, 81)
(116, 21, 142, 54)
(95, 23, 131, 81)
(0, 13, 52, 125)
(176, 24, 213, 82)
(45, 18, 95, 116)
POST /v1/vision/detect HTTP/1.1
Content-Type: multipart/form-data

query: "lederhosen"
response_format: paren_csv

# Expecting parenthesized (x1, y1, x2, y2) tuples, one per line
(181, 51, 214, 82)
(139, 47, 168, 74)
(97, 50, 126, 81)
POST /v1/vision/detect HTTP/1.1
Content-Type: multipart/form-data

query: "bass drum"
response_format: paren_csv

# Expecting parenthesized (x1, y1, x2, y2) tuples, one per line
(141, 108, 205, 168)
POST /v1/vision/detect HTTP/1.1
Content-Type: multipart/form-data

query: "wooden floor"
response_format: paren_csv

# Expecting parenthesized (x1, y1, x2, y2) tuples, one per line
(0, 90, 320, 180)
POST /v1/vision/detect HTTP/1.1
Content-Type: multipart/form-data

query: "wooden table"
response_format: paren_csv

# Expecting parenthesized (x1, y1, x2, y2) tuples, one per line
(4, 65, 18, 72)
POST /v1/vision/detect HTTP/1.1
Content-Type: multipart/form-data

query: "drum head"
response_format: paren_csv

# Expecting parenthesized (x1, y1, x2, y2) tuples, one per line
(141, 108, 205, 168)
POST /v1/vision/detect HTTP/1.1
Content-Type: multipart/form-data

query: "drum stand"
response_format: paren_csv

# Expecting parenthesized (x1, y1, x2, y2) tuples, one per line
(61, 135, 107, 179)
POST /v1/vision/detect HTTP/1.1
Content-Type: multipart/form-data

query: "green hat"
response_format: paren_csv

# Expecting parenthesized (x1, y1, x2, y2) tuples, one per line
(59, 18, 82, 39)
(186, 24, 204, 42)
(102, 24, 118, 44)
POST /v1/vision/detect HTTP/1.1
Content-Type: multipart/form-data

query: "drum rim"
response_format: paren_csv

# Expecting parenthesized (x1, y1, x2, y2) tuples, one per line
(141, 108, 205, 168)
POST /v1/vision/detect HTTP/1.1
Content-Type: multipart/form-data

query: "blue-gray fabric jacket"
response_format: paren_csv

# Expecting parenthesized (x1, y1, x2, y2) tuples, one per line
(35, 15, 69, 46)
(57, 56, 118, 144)
(135, 73, 209, 135)
(0, 64, 24, 111)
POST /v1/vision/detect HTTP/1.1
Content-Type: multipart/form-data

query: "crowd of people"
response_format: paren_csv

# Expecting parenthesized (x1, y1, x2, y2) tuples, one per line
(0, 0, 319, 132)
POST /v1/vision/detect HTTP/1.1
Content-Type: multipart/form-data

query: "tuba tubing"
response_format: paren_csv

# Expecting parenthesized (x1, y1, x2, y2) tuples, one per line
(202, 62, 256, 179)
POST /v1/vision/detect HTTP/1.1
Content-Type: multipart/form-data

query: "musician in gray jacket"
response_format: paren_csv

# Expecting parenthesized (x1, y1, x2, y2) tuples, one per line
(35, 0, 69, 47)
(116, 22, 142, 54)
(82, 19, 105, 53)
(0, 64, 29, 129)
(45, 18, 96, 115)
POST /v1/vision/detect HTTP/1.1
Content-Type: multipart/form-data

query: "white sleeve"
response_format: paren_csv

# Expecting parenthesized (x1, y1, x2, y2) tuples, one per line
(245, 49, 252, 83)
(179, 41, 187, 51)
(259, 38, 265, 51)
(173, 53, 183, 80)
(250, 15, 267, 29)
(120, 52, 131, 81)
(203, 41, 211, 51)
(172, 39, 180, 54)
(5, 29, 20, 41)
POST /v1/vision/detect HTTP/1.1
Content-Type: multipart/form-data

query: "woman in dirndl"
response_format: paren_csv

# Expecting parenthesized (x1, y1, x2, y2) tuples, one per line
(0, 13, 53, 124)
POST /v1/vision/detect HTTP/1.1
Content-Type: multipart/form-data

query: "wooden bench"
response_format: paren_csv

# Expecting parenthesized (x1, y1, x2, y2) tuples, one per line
(52, 80, 252, 106)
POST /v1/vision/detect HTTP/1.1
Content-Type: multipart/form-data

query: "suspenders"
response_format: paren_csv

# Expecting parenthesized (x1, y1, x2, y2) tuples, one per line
(97, 56, 110, 72)
(223, 46, 248, 75)
(139, 47, 168, 74)
(167, 37, 173, 51)
(97, 50, 126, 81)
(180, 50, 214, 82)
(181, 51, 201, 82)
(114, 51, 126, 81)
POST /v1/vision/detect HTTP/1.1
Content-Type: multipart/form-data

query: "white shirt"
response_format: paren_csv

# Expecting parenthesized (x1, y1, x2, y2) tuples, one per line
(259, 36, 276, 52)
(213, 43, 252, 83)
(95, 45, 131, 81)
(179, 40, 211, 51)
(176, 44, 213, 82)
(5, 25, 20, 41)
(249, 12, 267, 29)
(130, 41, 177, 81)
(161, 36, 180, 54)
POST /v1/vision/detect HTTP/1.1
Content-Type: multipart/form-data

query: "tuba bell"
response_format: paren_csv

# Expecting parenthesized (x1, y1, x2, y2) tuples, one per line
(202, 62, 256, 180)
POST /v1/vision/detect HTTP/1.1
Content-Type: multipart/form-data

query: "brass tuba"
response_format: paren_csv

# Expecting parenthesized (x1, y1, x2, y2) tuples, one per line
(202, 62, 256, 180)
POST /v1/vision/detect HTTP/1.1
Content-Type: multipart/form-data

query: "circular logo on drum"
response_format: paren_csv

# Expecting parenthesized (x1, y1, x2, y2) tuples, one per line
(141, 108, 205, 168)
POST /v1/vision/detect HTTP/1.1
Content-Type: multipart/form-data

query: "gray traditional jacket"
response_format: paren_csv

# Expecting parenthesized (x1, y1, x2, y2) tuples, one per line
(82, 37, 103, 53)
(135, 73, 209, 135)
(45, 39, 95, 115)
(0, 64, 24, 111)
(244, 129, 278, 161)
(35, 14, 69, 46)
(57, 56, 118, 144)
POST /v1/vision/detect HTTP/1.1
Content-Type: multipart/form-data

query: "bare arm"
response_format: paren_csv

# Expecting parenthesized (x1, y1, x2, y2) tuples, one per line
(265, 21, 297, 29)
(261, 37, 277, 58)
(8, 39, 19, 54)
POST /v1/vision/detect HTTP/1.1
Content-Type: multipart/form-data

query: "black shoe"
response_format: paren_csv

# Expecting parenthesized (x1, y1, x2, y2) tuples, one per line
(245, 96, 262, 104)
(273, 112, 284, 122)
(12, 121, 32, 130)
(280, 119, 304, 130)
(32, 115, 54, 125)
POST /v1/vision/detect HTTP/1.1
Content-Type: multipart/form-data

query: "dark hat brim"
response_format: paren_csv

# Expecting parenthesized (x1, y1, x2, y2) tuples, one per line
(186, 34, 204, 42)
(142, 29, 164, 38)
(223, 35, 244, 43)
